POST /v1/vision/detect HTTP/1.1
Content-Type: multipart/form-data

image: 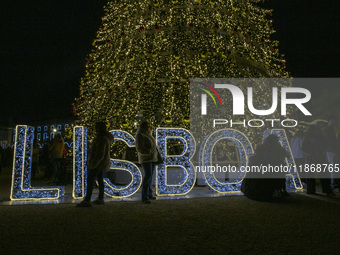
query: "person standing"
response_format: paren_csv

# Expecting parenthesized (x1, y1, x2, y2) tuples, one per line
(42, 141, 51, 178)
(302, 125, 334, 196)
(263, 134, 290, 197)
(290, 130, 305, 184)
(0, 146, 3, 175)
(76, 122, 114, 207)
(32, 139, 40, 179)
(323, 116, 339, 189)
(50, 134, 65, 182)
(135, 121, 158, 204)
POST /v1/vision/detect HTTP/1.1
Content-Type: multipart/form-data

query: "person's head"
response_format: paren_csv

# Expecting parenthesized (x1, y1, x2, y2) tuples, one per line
(139, 121, 150, 131)
(263, 134, 280, 147)
(293, 130, 304, 138)
(95, 121, 107, 135)
(55, 134, 62, 141)
(306, 124, 321, 137)
(33, 139, 39, 146)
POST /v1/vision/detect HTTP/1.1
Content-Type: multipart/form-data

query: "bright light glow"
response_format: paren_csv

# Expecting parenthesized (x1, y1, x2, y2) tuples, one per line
(9, 126, 302, 203)
(73, 126, 88, 199)
(103, 130, 142, 198)
(10, 125, 64, 200)
(263, 129, 302, 189)
(200, 129, 254, 193)
(73, 129, 142, 198)
(156, 128, 196, 196)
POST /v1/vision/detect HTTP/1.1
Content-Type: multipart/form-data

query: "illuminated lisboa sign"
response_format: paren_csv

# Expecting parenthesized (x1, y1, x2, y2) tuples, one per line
(10, 125, 302, 201)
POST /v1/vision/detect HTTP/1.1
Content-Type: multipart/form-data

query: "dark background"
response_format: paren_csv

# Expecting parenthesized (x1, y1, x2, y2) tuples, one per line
(1, 0, 339, 126)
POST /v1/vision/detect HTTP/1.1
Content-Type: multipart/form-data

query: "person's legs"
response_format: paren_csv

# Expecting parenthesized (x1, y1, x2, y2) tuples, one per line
(295, 158, 305, 183)
(32, 162, 37, 179)
(85, 168, 99, 201)
(320, 178, 332, 195)
(52, 158, 63, 182)
(148, 163, 155, 198)
(306, 178, 316, 194)
(326, 152, 335, 188)
(141, 162, 153, 201)
(51, 158, 59, 179)
(96, 170, 104, 200)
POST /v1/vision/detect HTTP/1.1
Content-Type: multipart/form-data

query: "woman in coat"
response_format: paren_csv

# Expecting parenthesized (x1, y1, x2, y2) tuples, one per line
(135, 121, 158, 203)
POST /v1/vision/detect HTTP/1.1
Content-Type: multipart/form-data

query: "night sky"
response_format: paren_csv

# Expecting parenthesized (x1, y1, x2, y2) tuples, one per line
(1, 0, 339, 126)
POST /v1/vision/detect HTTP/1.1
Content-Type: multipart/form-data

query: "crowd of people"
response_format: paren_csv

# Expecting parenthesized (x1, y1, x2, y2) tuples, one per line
(31, 135, 71, 183)
(242, 117, 339, 201)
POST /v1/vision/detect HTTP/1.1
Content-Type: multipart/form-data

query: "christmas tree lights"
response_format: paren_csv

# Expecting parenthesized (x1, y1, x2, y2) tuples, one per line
(74, 0, 288, 142)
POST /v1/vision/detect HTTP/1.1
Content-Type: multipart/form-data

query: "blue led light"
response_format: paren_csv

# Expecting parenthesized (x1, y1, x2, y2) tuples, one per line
(9, 126, 302, 203)
(73, 129, 142, 199)
(64, 142, 73, 148)
(103, 130, 142, 198)
(263, 129, 302, 189)
(11, 125, 64, 200)
(199, 129, 254, 193)
(73, 126, 88, 199)
(156, 128, 196, 196)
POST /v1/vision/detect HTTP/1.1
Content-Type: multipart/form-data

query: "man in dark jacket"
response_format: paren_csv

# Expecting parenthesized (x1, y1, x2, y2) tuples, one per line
(76, 122, 114, 207)
(323, 117, 339, 189)
(302, 125, 333, 196)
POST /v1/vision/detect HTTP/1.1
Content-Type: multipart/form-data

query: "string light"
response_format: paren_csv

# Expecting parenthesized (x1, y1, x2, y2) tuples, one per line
(156, 128, 196, 196)
(74, 1, 288, 150)
(103, 131, 142, 198)
(199, 129, 254, 193)
(73, 126, 88, 199)
(10, 126, 302, 202)
(11, 125, 64, 200)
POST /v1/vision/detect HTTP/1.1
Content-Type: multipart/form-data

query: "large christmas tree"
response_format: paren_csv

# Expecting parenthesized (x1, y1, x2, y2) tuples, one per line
(74, 0, 288, 139)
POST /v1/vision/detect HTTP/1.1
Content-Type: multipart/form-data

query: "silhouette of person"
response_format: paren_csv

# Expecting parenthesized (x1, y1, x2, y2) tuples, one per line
(77, 122, 114, 207)
(50, 134, 64, 181)
(263, 134, 290, 197)
(241, 144, 274, 201)
(241, 134, 289, 201)
(323, 116, 339, 189)
(135, 121, 158, 204)
(32, 139, 40, 179)
(302, 125, 334, 196)
(290, 130, 305, 181)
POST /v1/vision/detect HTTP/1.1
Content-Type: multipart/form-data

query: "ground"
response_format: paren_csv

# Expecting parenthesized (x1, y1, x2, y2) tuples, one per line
(1, 166, 340, 254)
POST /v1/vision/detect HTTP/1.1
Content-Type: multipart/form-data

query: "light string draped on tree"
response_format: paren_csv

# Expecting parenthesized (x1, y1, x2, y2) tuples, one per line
(73, 0, 288, 155)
